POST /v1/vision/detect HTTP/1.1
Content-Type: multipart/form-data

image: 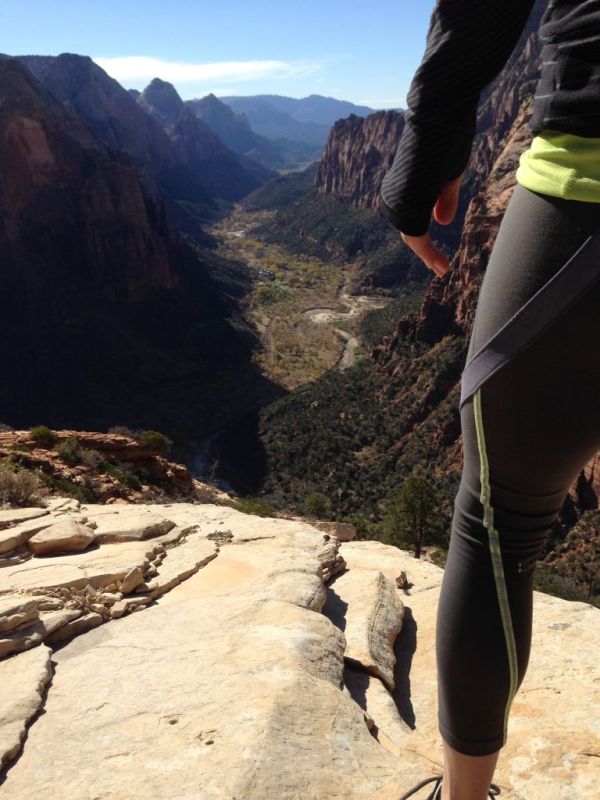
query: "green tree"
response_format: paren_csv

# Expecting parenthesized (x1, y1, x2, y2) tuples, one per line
(382, 475, 445, 558)
(302, 491, 332, 519)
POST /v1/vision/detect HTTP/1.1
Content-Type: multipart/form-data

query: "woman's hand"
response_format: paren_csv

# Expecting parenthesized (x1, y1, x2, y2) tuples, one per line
(400, 173, 463, 279)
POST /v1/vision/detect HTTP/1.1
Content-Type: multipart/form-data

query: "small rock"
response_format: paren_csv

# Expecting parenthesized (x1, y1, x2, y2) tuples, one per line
(97, 592, 122, 604)
(41, 497, 81, 514)
(36, 599, 63, 611)
(120, 567, 144, 594)
(109, 600, 127, 619)
(0, 596, 39, 634)
(0, 609, 82, 660)
(323, 569, 404, 692)
(27, 520, 96, 556)
(91, 513, 175, 544)
(312, 520, 356, 542)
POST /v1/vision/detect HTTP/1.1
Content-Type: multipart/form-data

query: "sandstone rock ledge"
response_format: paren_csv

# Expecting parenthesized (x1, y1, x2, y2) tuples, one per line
(0, 501, 597, 799)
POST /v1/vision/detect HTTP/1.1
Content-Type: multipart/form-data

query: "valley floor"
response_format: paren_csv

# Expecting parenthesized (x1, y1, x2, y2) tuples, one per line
(208, 206, 391, 389)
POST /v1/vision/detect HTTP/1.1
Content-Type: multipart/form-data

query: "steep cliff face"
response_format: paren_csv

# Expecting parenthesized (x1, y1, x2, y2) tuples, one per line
(138, 77, 239, 163)
(313, 109, 469, 256)
(0, 58, 265, 439)
(315, 111, 400, 212)
(16, 54, 175, 181)
(0, 57, 179, 310)
(166, 106, 231, 163)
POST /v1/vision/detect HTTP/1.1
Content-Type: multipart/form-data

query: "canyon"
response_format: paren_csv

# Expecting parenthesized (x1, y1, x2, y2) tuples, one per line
(0, 4, 599, 793)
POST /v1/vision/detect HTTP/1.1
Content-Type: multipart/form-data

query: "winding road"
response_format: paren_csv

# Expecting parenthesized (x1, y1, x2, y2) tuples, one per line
(302, 276, 389, 369)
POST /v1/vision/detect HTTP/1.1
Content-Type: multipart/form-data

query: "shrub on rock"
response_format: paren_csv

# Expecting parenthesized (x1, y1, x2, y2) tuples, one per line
(28, 425, 59, 449)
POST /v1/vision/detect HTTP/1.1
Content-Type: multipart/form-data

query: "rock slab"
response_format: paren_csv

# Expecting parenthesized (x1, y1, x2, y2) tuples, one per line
(0, 645, 52, 770)
(324, 568, 405, 691)
(27, 519, 96, 555)
(0, 573, 402, 798)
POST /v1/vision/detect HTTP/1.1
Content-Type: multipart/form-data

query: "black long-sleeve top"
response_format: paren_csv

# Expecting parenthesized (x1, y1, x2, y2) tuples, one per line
(380, 0, 600, 236)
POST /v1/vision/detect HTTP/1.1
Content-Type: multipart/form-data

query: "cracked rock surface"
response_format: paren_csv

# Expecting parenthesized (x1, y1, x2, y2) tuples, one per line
(337, 542, 600, 800)
(0, 500, 597, 799)
(0, 645, 52, 771)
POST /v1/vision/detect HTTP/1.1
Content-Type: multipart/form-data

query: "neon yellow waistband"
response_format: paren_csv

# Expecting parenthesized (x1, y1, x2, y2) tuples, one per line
(516, 129, 600, 203)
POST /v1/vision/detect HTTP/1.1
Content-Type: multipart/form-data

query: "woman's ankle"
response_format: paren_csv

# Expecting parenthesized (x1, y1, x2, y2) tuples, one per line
(440, 739, 500, 800)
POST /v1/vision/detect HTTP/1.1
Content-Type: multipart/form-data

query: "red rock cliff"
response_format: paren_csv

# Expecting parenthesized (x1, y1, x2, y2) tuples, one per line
(0, 57, 180, 310)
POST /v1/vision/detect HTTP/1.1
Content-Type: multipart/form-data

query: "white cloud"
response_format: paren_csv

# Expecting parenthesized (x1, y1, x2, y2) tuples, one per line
(92, 56, 322, 84)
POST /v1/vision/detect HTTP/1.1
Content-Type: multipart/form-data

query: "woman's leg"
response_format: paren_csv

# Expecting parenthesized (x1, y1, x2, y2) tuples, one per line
(436, 183, 600, 798)
(440, 742, 499, 800)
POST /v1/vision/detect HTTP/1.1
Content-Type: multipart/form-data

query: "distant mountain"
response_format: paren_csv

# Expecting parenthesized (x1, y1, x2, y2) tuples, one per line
(212, 96, 332, 147)
(138, 76, 185, 126)
(135, 78, 276, 228)
(220, 93, 375, 129)
(182, 92, 378, 171)
(254, 94, 375, 125)
(184, 92, 322, 171)
(186, 93, 257, 150)
(17, 53, 175, 184)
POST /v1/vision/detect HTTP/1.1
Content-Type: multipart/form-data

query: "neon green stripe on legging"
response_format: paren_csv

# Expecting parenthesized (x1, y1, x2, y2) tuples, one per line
(473, 386, 519, 746)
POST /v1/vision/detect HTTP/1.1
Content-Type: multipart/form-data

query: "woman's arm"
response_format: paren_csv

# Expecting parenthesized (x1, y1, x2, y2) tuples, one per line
(380, 0, 537, 237)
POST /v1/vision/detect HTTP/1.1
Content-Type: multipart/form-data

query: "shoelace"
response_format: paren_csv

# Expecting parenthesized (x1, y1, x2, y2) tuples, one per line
(398, 774, 502, 800)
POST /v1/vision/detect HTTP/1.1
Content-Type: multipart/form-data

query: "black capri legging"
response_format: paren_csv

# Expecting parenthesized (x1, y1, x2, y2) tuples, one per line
(436, 182, 600, 756)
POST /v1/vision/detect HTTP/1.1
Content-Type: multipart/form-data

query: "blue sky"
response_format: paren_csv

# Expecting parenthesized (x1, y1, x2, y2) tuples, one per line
(1, 0, 431, 109)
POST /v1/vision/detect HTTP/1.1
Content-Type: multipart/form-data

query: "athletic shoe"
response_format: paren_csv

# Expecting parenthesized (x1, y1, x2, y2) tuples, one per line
(398, 774, 501, 799)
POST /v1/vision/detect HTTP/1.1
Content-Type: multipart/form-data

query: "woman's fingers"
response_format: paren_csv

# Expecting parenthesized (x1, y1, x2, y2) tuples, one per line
(400, 174, 463, 277)
(433, 174, 463, 225)
(401, 231, 450, 278)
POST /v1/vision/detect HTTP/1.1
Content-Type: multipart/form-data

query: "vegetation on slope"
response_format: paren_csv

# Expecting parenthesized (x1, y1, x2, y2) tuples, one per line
(242, 173, 433, 293)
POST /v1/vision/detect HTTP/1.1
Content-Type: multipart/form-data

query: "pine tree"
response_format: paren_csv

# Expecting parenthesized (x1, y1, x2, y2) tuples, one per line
(382, 475, 446, 558)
